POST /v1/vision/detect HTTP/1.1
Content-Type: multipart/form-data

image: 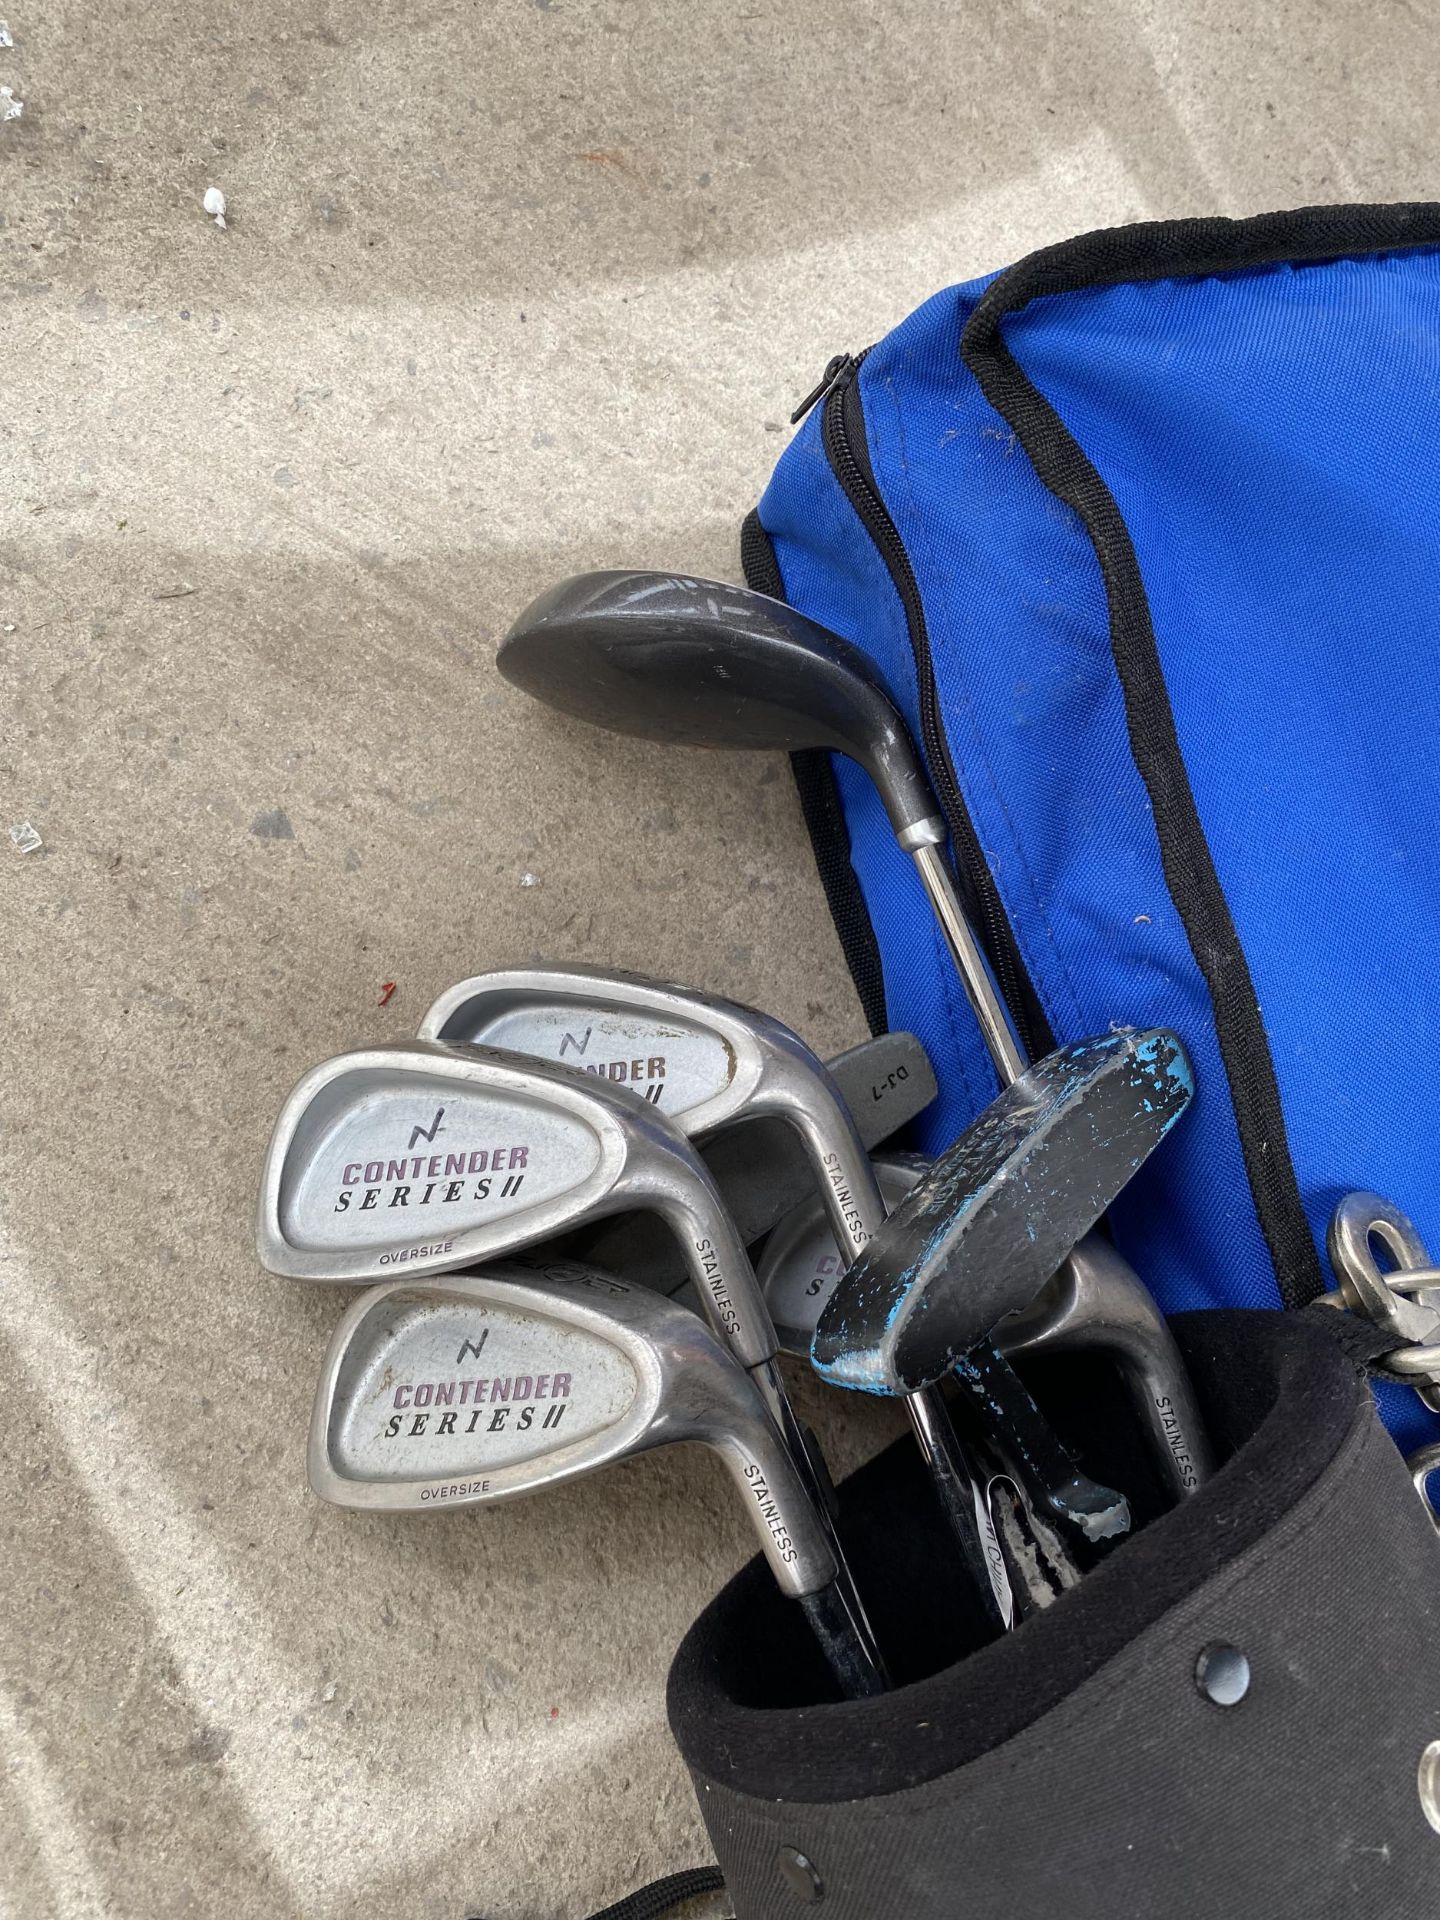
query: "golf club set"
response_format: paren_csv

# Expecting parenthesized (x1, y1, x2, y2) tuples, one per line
(256, 571, 1223, 1705)
(258, 204, 1440, 1914)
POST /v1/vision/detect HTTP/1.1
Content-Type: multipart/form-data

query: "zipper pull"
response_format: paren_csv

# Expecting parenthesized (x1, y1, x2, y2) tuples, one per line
(790, 352, 855, 426)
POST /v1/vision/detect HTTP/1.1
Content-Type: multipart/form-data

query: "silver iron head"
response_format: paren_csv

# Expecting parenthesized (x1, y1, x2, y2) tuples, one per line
(419, 963, 829, 1139)
(257, 1037, 780, 1369)
(419, 963, 765, 1129)
(419, 963, 888, 1260)
(258, 1038, 634, 1284)
(307, 1259, 835, 1599)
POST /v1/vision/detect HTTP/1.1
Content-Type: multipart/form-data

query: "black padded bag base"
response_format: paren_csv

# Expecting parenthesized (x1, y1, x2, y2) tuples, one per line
(668, 1311, 1440, 1917)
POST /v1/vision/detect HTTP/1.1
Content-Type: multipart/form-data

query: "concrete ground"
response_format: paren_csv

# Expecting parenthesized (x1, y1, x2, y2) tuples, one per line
(1, 3, 1434, 1914)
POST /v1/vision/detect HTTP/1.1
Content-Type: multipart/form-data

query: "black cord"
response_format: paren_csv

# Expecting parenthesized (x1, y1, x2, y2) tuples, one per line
(582, 1864, 727, 1920)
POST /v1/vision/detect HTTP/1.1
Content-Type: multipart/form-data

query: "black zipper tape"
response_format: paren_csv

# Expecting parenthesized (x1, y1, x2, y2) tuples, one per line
(820, 356, 1053, 1061)
(740, 509, 890, 1037)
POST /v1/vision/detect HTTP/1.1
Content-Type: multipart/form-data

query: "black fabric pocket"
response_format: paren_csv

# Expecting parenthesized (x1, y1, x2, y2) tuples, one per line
(668, 1311, 1440, 1917)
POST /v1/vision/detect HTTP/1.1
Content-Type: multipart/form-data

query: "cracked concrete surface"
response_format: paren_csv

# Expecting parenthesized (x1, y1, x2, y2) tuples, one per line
(1, 2, 1435, 1914)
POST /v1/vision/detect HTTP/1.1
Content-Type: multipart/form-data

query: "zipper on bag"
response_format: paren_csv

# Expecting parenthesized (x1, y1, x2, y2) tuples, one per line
(810, 352, 1050, 1059)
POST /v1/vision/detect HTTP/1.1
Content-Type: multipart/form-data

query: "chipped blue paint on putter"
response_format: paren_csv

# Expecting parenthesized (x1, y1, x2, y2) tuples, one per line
(813, 1028, 1194, 1400)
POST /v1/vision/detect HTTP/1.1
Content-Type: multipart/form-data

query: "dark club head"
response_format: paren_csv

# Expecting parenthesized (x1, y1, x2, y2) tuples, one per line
(812, 1028, 1195, 1394)
(496, 570, 940, 842)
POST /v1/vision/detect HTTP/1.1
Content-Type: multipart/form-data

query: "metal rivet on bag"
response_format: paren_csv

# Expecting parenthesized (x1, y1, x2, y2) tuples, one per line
(775, 1845, 824, 1903)
(1418, 1740, 1440, 1833)
(1195, 1642, 1251, 1706)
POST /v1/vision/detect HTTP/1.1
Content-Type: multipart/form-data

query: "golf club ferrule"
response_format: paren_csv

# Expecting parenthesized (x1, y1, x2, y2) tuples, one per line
(894, 814, 949, 853)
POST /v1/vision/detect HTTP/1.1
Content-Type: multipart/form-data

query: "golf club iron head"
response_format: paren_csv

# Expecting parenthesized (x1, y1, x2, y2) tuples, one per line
(257, 1035, 777, 1367)
(419, 963, 884, 1262)
(305, 1259, 898, 1697)
(813, 1028, 1194, 1395)
(308, 1260, 830, 1584)
(307, 1260, 882, 1697)
(562, 1028, 937, 1292)
(423, 961, 842, 1130)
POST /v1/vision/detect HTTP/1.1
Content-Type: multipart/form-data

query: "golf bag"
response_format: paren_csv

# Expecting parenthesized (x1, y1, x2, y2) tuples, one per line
(746, 200, 1440, 1457)
(639, 204, 1440, 1917)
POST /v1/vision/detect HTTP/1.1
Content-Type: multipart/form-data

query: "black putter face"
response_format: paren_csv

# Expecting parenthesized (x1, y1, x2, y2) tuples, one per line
(812, 1029, 1194, 1394)
(496, 571, 933, 835)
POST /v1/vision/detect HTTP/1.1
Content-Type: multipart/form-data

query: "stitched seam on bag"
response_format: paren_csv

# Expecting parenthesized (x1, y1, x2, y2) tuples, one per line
(827, 378, 1007, 1121)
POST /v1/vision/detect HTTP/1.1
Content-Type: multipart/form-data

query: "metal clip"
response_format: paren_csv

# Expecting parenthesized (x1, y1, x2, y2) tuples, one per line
(1408, 1443, 1440, 1537)
(1323, 1192, 1440, 1413)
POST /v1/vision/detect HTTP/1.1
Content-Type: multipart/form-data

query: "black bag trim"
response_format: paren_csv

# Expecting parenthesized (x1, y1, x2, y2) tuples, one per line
(669, 1307, 1366, 1803)
(739, 508, 889, 1037)
(959, 200, 1440, 1309)
(817, 362, 1055, 1061)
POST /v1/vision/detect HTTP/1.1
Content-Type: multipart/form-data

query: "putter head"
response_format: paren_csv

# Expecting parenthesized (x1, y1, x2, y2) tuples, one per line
(760, 1152, 927, 1356)
(812, 1028, 1194, 1394)
(307, 1259, 834, 1597)
(420, 962, 846, 1138)
(258, 1037, 680, 1286)
(496, 570, 937, 840)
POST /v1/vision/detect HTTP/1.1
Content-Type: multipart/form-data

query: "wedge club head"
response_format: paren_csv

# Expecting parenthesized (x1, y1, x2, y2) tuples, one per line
(420, 963, 885, 1266)
(309, 1260, 883, 1699)
(257, 1034, 782, 1362)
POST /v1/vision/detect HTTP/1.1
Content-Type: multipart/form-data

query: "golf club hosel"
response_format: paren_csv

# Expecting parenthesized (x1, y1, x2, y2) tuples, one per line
(1002, 1236, 1215, 1497)
(762, 1052, 889, 1256)
(648, 1179, 778, 1372)
(894, 814, 948, 854)
(706, 1412, 839, 1599)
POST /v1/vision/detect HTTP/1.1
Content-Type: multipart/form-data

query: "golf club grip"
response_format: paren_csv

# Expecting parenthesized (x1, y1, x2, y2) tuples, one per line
(797, 1583, 890, 1700)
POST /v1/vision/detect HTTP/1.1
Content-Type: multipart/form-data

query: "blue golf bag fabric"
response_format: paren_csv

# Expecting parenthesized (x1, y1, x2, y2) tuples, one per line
(744, 203, 1440, 1455)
